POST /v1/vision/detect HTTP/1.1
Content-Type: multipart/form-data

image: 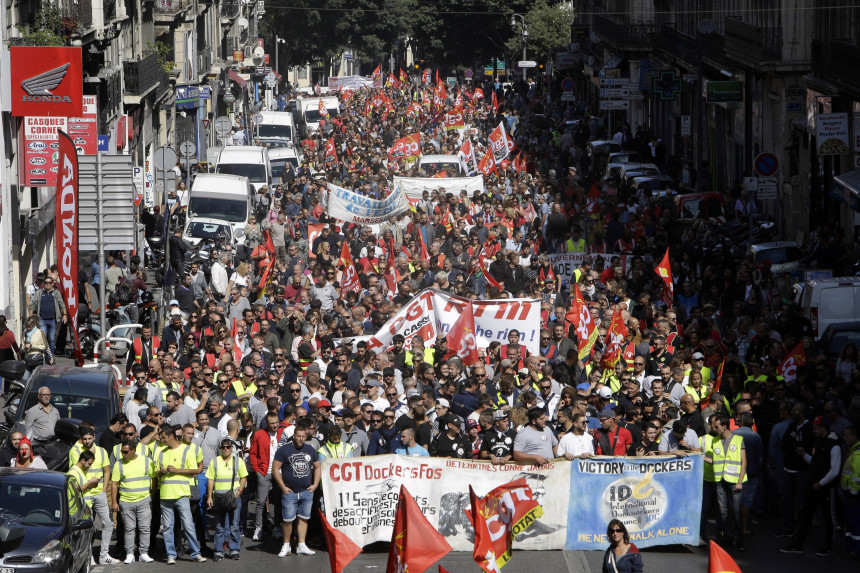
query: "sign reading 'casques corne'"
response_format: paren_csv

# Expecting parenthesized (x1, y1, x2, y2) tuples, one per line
(11, 47, 83, 117)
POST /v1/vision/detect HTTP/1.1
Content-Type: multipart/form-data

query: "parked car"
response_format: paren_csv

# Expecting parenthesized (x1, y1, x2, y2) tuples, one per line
(748, 241, 806, 275)
(818, 321, 860, 367)
(0, 468, 94, 573)
(791, 277, 860, 339)
(2, 365, 120, 469)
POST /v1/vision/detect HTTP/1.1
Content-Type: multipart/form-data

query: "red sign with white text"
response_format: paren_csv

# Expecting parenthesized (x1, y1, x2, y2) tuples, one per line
(11, 47, 83, 117)
(66, 95, 98, 155)
(21, 116, 67, 187)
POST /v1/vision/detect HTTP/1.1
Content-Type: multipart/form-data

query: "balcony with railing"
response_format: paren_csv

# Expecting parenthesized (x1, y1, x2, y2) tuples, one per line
(592, 14, 655, 51)
(812, 39, 860, 94)
(124, 52, 162, 95)
(221, 0, 240, 19)
(724, 18, 783, 64)
(197, 48, 212, 77)
(154, 0, 188, 20)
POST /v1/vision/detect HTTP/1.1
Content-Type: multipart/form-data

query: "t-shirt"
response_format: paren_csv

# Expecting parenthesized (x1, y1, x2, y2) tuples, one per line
(274, 442, 318, 491)
(513, 425, 558, 459)
(557, 432, 595, 458)
(595, 427, 634, 456)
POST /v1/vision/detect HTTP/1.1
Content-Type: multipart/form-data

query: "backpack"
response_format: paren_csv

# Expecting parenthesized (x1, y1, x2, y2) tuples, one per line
(116, 278, 135, 305)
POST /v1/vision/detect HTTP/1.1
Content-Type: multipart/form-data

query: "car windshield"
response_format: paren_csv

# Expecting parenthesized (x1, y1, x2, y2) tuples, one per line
(216, 163, 267, 183)
(422, 162, 460, 174)
(271, 159, 298, 180)
(0, 483, 64, 526)
(187, 221, 232, 240)
(258, 124, 292, 141)
(188, 197, 247, 223)
(22, 392, 112, 432)
(755, 246, 804, 264)
(305, 109, 338, 123)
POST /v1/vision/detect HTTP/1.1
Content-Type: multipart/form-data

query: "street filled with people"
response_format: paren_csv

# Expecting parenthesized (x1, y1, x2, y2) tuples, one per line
(3, 70, 860, 568)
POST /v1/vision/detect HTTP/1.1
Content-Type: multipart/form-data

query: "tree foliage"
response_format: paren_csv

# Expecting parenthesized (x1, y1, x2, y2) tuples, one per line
(504, 0, 574, 65)
(19, 3, 66, 46)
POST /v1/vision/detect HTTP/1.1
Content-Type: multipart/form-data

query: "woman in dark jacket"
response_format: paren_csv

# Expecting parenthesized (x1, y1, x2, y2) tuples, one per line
(602, 519, 643, 573)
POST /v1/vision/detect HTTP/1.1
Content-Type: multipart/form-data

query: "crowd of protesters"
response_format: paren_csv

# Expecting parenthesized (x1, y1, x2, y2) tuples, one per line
(6, 71, 860, 564)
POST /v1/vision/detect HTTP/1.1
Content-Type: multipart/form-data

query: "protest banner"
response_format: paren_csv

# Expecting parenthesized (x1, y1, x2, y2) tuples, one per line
(565, 456, 703, 549)
(358, 289, 540, 355)
(547, 253, 628, 284)
(322, 455, 569, 552)
(325, 182, 409, 224)
(393, 175, 484, 201)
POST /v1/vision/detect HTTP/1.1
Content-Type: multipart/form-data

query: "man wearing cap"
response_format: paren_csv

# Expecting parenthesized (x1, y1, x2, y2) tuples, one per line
(368, 408, 402, 455)
(161, 312, 186, 352)
(594, 408, 633, 456)
(430, 414, 471, 459)
(339, 409, 369, 456)
(480, 410, 518, 465)
(360, 376, 388, 412)
(513, 408, 558, 466)
(206, 437, 247, 561)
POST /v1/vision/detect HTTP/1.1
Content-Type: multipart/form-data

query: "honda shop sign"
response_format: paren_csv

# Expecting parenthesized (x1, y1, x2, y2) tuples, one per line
(10, 47, 83, 117)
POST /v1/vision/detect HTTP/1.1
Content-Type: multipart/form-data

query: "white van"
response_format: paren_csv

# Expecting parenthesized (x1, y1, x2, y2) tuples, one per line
(419, 154, 464, 176)
(791, 276, 860, 339)
(256, 110, 296, 148)
(268, 146, 304, 185)
(184, 174, 252, 246)
(297, 96, 340, 136)
(216, 146, 271, 193)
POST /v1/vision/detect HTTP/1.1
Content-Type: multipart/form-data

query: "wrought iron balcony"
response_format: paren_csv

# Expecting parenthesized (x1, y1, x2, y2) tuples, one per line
(154, 0, 187, 16)
(725, 18, 783, 62)
(592, 14, 655, 51)
(124, 52, 161, 95)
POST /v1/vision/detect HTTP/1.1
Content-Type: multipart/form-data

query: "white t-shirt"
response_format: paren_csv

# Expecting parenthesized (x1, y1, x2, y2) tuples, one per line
(556, 432, 595, 458)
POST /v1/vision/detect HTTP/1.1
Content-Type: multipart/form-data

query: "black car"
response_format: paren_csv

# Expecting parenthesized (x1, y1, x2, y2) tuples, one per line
(2, 365, 121, 469)
(0, 468, 94, 572)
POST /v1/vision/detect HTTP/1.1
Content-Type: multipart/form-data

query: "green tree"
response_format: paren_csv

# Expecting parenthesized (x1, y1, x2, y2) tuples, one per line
(19, 3, 66, 46)
(504, 0, 573, 65)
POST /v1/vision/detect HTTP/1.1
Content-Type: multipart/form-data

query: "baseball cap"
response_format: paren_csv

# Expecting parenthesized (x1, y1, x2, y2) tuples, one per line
(220, 438, 235, 448)
(436, 398, 450, 409)
(169, 299, 179, 306)
(812, 415, 825, 426)
(493, 410, 509, 420)
(307, 363, 321, 373)
(518, 368, 530, 376)
(405, 388, 420, 398)
(170, 308, 182, 317)
(366, 379, 382, 387)
(383, 367, 395, 377)
(597, 387, 613, 399)
(576, 383, 591, 392)
(339, 408, 356, 418)
(467, 419, 479, 429)
(317, 399, 332, 409)
(692, 352, 705, 360)
(598, 408, 616, 420)
(448, 415, 464, 427)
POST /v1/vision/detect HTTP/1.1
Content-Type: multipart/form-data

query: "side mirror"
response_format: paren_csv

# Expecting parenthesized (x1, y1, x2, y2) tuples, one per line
(0, 518, 26, 553)
(71, 519, 94, 532)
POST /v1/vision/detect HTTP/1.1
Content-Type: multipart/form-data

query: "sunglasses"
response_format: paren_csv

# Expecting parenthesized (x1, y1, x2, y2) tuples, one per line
(609, 528, 624, 533)
(124, 431, 136, 436)
(221, 444, 233, 449)
(372, 419, 383, 424)
(121, 450, 133, 455)
(290, 389, 301, 393)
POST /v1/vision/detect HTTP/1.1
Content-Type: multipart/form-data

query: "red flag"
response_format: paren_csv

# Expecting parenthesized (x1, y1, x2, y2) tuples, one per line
(778, 342, 806, 384)
(417, 231, 430, 260)
(472, 88, 485, 100)
(408, 102, 423, 119)
(477, 150, 498, 176)
(435, 68, 441, 86)
(55, 131, 84, 365)
(445, 302, 479, 366)
(399, 67, 409, 83)
(433, 83, 447, 113)
(338, 243, 362, 295)
(480, 265, 502, 290)
(324, 138, 338, 164)
(488, 122, 511, 163)
(708, 540, 742, 573)
(307, 223, 325, 259)
(566, 285, 598, 360)
(432, 171, 447, 178)
(389, 133, 421, 163)
(469, 485, 504, 573)
(586, 182, 601, 215)
(263, 228, 275, 256)
(458, 138, 477, 175)
(655, 248, 673, 309)
(320, 510, 362, 573)
(443, 107, 465, 131)
(601, 310, 629, 368)
(257, 257, 273, 293)
(387, 485, 451, 573)
(318, 98, 330, 118)
(491, 91, 499, 114)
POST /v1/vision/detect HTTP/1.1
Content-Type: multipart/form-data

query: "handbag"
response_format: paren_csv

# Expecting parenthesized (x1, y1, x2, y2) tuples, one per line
(213, 457, 238, 512)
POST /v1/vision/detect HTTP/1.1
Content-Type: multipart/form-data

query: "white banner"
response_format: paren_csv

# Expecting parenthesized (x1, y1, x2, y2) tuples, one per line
(393, 175, 485, 200)
(360, 289, 540, 355)
(328, 75, 373, 91)
(322, 455, 569, 551)
(547, 253, 628, 285)
(325, 182, 409, 224)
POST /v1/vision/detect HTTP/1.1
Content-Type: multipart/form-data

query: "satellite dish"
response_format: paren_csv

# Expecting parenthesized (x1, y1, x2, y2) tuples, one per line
(697, 19, 715, 35)
(253, 46, 265, 59)
(237, 17, 249, 30)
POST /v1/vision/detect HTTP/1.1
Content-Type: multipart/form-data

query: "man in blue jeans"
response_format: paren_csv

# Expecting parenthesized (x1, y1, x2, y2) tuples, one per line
(272, 423, 320, 558)
(28, 276, 66, 356)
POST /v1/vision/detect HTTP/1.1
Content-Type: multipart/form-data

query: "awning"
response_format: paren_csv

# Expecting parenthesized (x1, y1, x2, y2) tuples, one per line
(228, 69, 247, 87)
(833, 169, 860, 211)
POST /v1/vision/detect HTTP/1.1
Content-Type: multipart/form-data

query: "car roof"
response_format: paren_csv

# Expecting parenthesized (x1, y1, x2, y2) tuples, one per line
(750, 241, 799, 250)
(0, 468, 68, 487)
(268, 148, 300, 160)
(28, 365, 114, 398)
(822, 321, 860, 332)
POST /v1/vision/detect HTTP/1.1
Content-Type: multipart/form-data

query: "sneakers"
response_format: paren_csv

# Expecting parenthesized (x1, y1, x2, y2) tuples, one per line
(192, 555, 207, 563)
(101, 556, 120, 565)
(167, 556, 176, 565)
(124, 555, 136, 564)
(296, 543, 315, 556)
(780, 543, 803, 554)
(213, 555, 223, 562)
(252, 528, 263, 541)
(815, 547, 832, 557)
(278, 543, 291, 558)
(272, 527, 283, 540)
(230, 553, 241, 560)
(139, 554, 154, 563)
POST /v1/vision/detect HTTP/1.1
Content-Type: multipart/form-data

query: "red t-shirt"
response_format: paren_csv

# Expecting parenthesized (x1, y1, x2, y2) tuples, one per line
(597, 427, 633, 456)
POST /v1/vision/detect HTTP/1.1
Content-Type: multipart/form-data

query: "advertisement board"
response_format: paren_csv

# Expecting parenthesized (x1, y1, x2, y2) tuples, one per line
(11, 47, 83, 117)
(21, 116, 67, 186)
(66, 95, 98, 155)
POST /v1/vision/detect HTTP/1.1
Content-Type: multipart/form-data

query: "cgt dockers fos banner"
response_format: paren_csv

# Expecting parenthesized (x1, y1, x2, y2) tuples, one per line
(322, 455, 702, 551)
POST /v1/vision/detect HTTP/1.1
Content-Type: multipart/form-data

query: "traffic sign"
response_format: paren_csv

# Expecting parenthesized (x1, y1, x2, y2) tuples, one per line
(681, 115, 691, 138)
(561, 92, 576, 102)
(201, 119, 210, 130)
(153, 146, 177, 170)
(252, 112, 264, 125)
(179, 141, 196, 157)
(265, 72, 276, 82)
(601, 88, 631, 98)
(560, 77, 575, 91)
(757, 176, 778, 199)
(213, 116, 232, 136)
(518, 61, 537, 68)
(626, 94, 645, 100)
(599, 78, 628, 86)
(754, 152, 779, 177)
(223, 91, 236, 104)
(599, 100, 630, 110)
(464, 69, 473, 79)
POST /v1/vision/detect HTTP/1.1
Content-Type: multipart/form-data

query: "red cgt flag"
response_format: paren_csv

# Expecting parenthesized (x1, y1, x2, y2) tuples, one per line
(566, 285, 598, 360)
(387, 485, 451, 573)
(338, 243, 362, 295)
(477, 149, 497, 176)
(444, 301, 480, 366)
(320, 510, 363, 573)
(708, 540, 742, 573)
(778, 342, 806, 384)
(491, 90, 499, 113)
(601, 309, 629, 368)
(655, 247, 674, 309)
(469, 485, 503, 573)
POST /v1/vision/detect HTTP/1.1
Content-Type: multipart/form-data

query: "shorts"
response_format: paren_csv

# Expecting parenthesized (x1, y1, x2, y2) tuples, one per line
(281, 490, 313, 522)
(741, 475, 760, 508)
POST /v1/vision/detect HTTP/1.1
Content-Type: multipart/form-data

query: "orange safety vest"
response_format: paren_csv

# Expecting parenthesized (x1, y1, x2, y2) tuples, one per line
(133, 336, 161, 365)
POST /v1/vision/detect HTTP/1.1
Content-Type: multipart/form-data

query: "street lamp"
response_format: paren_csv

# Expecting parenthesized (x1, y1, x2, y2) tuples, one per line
(275, 35, 286, 76)
(511, 13, 528, 82)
